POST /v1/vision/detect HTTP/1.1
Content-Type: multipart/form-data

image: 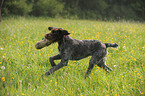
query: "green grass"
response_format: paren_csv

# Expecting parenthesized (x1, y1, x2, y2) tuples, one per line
(0, 17, 144, 96)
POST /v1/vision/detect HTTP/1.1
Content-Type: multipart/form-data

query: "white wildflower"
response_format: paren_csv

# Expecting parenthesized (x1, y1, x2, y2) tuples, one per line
(1, 48, 4, 50)
(1, 66, 5, 70)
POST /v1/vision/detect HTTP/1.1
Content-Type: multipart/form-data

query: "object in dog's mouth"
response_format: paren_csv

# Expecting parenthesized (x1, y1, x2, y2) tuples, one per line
(42, 37, 44, 40)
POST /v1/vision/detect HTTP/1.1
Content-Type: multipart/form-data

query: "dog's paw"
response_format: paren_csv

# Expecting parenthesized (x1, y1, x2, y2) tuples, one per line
(45, 71, 51, 76)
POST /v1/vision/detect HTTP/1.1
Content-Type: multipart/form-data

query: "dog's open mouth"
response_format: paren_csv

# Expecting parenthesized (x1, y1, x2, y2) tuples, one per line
(35, 38, 52, 49)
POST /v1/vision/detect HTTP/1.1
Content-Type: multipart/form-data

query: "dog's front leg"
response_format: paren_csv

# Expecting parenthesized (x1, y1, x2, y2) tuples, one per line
(49, 54, 61, 67)
(45, 55, 69, 76)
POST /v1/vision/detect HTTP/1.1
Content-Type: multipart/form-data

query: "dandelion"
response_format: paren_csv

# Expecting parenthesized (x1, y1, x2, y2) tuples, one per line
(81, 95, 83, 96)
(97, 67, 100, 70)
(114, 48, 118, 50)
(115, 94, 117, 96)
(11, 77, 14, 79)
(0, 62, 2, 64)
(141, 92, 143, 94)
(2, 77, 5, 82)
(22, 93, 26, 95)
(122, 76, 124, 78)
(50, 80, 52, 82)
(50, 49, 53, 52)
(55, 89, 57, 91)
(73, 61, 77, 62)
(134, 59, 137, 61)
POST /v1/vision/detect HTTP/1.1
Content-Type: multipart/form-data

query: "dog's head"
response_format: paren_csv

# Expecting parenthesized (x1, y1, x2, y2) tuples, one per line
(35, 27, 70, 49)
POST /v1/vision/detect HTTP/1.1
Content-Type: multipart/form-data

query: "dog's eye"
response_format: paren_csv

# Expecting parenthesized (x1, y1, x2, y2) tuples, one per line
(42, 37, 44, 40)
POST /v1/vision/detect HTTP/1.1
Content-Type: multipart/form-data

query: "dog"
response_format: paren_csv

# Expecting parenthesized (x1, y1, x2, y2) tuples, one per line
(35, 27, 119, 78)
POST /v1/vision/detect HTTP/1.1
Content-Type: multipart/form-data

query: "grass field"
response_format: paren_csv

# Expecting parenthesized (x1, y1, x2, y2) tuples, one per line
(0, 17, 144, 96)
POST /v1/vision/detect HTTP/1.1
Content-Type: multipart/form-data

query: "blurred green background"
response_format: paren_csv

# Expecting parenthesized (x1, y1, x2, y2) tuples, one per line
(0, 0, 145, 21)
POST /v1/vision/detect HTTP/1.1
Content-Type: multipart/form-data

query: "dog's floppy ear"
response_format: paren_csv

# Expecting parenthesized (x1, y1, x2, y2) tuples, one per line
(48, 27, 53, 30)
(62, 30, 70, 35)
(48, 27, 62, 30)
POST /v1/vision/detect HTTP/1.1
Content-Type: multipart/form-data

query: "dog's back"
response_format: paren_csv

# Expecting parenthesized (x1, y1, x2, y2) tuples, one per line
(59, 36, 106, 60)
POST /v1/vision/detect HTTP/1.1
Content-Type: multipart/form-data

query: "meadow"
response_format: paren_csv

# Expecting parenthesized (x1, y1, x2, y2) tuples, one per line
(0, 17, 144, 96)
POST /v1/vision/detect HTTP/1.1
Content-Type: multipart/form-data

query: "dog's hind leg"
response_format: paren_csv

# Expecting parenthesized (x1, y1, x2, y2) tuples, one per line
(49, 54, 61, 67)
(84, 50, 107, 78)
(105, 65, 113, 71)
(84, 58, 95, 79)
(97, 57, 113, 72)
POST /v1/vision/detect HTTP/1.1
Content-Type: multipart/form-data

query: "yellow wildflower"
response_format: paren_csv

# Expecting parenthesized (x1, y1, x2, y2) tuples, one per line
(74, 61, 77, 62)
(11, 77, 14, 79)
(141, 92, 143, 94)
(97, 67, 100, 69)
(55, 89, 57, 91)
(2, 77, 5, 82)
(22, 93, 26, 95)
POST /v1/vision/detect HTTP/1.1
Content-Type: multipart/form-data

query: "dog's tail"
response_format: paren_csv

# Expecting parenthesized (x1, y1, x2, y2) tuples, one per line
(105, 43, 119, 48)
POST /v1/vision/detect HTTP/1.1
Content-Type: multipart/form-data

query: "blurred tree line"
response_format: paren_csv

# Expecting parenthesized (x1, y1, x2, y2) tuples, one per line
(1, 0, 145, 20)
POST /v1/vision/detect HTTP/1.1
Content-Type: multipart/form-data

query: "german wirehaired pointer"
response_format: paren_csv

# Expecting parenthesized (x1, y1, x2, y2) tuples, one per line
(35, 27, 118, 78)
